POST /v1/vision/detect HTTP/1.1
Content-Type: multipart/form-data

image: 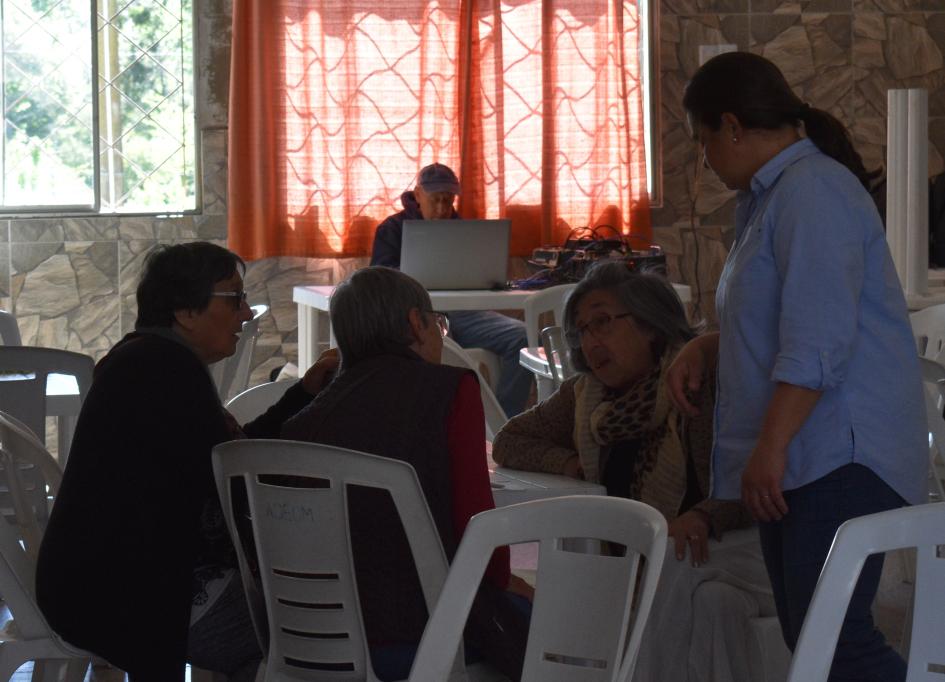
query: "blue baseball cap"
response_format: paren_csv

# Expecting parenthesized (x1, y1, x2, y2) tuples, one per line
(417, 163, 460, 195)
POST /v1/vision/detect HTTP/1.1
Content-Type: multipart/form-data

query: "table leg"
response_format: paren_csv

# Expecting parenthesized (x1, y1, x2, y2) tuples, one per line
(297, 302, 318, 372)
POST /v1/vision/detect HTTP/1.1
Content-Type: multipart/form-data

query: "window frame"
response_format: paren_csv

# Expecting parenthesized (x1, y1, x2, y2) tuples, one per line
(0, 0, 200, 218)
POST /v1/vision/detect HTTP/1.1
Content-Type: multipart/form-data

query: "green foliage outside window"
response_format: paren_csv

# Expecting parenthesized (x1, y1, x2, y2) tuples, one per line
(2, 0, 195, 212)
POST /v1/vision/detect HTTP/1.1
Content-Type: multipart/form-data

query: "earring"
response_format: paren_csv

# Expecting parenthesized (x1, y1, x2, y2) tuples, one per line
(731, 136, 738, 143)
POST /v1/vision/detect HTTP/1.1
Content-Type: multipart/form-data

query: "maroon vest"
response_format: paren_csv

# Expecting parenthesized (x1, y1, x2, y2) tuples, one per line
(281, 349, 469, 644)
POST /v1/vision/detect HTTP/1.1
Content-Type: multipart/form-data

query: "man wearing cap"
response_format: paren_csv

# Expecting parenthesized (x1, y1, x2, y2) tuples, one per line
(371, 162, 533, 416)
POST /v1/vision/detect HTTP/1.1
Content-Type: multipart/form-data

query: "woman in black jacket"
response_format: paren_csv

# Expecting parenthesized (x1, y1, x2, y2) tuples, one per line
(36, 242, 337, 682)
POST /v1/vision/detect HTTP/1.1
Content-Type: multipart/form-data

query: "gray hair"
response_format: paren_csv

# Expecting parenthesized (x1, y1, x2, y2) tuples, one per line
(330, 266, 433, 367)
(563, 261, 699, 373)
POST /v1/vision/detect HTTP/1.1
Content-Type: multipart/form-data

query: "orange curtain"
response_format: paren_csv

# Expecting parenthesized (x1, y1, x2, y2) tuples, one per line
(229, 0, 650, 261)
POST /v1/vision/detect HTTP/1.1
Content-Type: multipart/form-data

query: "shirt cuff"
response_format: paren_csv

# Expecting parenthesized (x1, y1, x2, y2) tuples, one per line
(771, 348, 843, 390)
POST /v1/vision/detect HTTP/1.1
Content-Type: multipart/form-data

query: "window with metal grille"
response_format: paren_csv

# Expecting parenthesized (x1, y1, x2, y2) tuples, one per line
(1, 0, 195, 214)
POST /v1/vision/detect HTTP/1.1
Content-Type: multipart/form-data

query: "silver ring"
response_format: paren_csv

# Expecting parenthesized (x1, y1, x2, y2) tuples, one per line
(688, 535, 699, 540)
(761, 493, 771, 498)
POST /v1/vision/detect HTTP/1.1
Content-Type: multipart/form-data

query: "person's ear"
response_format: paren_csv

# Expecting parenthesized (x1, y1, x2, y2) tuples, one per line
(173, 308, 198, 332)
(407, 307, 427, 343)
(720, 112, 742, 143)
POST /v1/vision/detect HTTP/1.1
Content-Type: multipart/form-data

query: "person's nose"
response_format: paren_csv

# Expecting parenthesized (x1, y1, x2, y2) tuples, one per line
(581, 331, 604, 354)
(239, 301, 253, 322)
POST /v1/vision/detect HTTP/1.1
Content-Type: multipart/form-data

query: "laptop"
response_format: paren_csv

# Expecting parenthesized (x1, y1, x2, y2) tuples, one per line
(400, 219, 511, 290)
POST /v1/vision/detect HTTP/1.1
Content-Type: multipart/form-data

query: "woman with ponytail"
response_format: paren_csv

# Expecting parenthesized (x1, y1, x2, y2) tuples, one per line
(666, 52, 926, 681)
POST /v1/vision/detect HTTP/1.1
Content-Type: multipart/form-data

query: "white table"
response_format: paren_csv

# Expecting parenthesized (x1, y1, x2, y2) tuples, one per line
(489, 467, 605, 507)
(0, 372, 80, 462)
(294, 285, 535, 370)
(293, 283, 691, 371)
(489, 467, 606, 555)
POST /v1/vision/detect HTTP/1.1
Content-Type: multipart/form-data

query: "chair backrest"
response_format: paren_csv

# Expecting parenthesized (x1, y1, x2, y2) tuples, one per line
(408, 495, 668, 682)
(0, 410, 89, 676)
(225, 380, 295, 425)
(918, 357, 945, 502)
(440, 337, 508, 440)
(0, 346, 94, 448)
(211, 439, 463, 682)
(523, 284, 577, 347)
(910, 305, 945, 362)
(538, 325, 575, 389)
(785, 503, 945, 682)
(210, 303, 269, 403)
(0, 309, 22, 345)
(0, 410, 63, 559)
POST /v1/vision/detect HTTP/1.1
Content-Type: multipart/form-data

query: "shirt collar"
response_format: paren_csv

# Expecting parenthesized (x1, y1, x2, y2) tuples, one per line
(749, 137, 819, 195)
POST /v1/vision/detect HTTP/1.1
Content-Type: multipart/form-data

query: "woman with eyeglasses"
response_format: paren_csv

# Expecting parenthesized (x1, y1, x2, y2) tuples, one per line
(36, 242, 339, 682)
(281, 265, 531, 682)
(492, 260, 773, 682)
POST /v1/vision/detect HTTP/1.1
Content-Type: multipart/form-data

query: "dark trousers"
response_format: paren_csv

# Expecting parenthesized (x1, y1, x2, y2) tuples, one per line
(759, 463, 907, 682)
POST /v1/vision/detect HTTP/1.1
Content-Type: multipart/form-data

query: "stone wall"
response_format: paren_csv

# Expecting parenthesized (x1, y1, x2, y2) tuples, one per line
(654, 0, 945, 324)
(1, 0, 942, 378)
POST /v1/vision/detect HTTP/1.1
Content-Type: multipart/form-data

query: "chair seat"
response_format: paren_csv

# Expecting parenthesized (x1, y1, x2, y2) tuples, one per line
(464, 348, 501, 392)
(224, 380, 294, 424)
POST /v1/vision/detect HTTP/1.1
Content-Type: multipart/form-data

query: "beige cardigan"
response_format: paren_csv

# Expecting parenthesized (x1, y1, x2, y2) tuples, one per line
(492, 371, 749, 534)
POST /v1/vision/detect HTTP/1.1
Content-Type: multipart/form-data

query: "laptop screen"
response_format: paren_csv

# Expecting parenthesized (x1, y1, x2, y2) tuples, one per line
(400, 219, 511, 290)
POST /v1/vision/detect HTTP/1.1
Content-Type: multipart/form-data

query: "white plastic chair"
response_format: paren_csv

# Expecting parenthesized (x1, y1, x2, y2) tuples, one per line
(463, 348, 502, 393)
(0, 411, 91, 681)
(0, 311, 21, 346)
(210, 303, 268, 403)
(408, 495, 668, 682)
(0, 347, 94, 464)
(463, 285, 575, 396)
(224, 380, 295, 425)
(522, 285, 576, 347)
(522, 285, 576, 400)
(910, 304, 945, 362)
(0, 410, 62, 544)
(785, 503, 945, 682)
(538, 326, 575, 389)
(918, 357, 945, 502)
(441, 337, 508, 440)
(211, 439, 469, 682)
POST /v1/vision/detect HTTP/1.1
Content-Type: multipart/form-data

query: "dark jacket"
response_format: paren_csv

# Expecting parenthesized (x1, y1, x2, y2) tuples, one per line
(35, 331, 312, 681)
(370, 191, 459, 268)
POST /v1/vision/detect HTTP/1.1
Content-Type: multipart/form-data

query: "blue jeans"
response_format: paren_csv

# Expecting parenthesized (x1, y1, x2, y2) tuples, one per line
(759, 463, 907, 682)
(447, 310, 533, 417)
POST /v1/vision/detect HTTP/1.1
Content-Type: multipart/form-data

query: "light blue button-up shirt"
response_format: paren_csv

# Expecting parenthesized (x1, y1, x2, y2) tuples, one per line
(712, 138, 927, 505)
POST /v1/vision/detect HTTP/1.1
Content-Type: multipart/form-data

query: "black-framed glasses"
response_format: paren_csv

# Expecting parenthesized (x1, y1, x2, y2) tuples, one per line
(210, 290, 248, 308)
(566, 312, 634, 347)
(426, 310, 450, 338)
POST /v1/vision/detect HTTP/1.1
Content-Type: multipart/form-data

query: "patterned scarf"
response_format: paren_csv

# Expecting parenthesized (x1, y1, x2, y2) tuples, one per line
(572, 347, 688, 520)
